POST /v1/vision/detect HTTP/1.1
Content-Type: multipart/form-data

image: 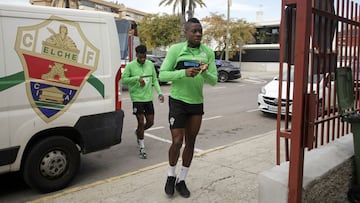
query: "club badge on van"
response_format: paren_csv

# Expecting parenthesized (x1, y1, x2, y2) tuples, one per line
(15, 16, 100, 122)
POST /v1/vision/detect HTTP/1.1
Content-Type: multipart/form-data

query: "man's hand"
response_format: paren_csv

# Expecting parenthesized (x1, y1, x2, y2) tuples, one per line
(199, 63, 209, 73)
(185, 67, 201, 77)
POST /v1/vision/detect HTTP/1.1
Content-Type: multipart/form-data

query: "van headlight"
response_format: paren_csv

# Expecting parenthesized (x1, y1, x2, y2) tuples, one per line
(260, 87, 266, 94)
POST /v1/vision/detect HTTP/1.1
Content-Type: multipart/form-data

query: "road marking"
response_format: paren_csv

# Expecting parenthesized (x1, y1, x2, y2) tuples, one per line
(145, 132, 203, 153)
(144, 132, 171, 144)
(202, 115, 223, 121)
(243, 78, 267, 84)
(145, 115, 222, 151)
(147, 126, 165, 131)
(246, 109, 260, 112)
(213, 86, 226, 90)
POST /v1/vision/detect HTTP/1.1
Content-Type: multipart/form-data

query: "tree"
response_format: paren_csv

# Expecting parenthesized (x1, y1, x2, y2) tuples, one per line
(186, 0, 206, 19)
(159, 0, 206, 41)
(138, 14, 181, 50)
(159, 0, 206, 20)
(202, 13, 256, 59)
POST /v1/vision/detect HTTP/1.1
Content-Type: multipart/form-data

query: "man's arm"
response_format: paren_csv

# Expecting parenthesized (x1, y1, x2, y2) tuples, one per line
(121, 63, 139, 85)
(151, 63, 162, 95)
(201, 51, 218, 86)
(159, 45, 186, 82)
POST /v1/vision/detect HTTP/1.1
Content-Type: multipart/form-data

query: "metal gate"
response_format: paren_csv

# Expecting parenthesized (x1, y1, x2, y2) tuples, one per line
(277, 0, 360, 202)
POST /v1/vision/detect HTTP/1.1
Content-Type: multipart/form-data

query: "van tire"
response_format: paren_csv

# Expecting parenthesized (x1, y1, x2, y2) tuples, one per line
(23, 136, 80, 193)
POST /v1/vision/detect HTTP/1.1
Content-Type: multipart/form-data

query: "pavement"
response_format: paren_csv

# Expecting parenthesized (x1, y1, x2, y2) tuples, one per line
(29, 71, 280, 203)
(29, 130, 278, 203)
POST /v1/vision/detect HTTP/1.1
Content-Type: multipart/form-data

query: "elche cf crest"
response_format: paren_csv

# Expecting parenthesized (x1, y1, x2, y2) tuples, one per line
(15, 16, 100, 123)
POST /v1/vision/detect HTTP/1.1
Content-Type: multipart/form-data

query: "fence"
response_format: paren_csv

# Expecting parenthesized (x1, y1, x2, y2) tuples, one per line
(277, 0, 360, 202)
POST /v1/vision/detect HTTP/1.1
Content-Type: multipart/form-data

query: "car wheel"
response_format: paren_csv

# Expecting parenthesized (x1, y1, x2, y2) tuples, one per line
(23, 136, 80, 193)
(218, 71, 229, 82)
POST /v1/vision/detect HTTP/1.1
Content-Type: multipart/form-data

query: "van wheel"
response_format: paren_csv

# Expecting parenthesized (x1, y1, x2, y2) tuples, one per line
(23, 136, 80, 193)
(218, 71, 229, 82)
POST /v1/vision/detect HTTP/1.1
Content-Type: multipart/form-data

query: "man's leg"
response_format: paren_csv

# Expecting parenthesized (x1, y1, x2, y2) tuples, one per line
(165, 97, 186, 196)
(144, 114, 154, 131)
(175, 115, 202, 198)
(165, 128, 184, 196)
(182, 114, 202, 167)
(168, 128, 185, 166)
(135, 114, 145, 141)
(135, 114, 147, 159)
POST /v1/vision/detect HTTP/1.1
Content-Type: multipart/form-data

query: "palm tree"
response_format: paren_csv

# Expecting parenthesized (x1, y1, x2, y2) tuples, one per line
(159, 0, 206, 20)
(186, 0, 206, 19)
(159, 0, 206, 41)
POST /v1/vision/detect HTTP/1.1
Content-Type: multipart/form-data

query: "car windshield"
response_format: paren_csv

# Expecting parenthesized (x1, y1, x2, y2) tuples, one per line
(221, 61, 230, 66)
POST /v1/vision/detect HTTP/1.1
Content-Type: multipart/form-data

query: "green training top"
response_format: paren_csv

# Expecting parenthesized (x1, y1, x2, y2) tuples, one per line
(121, 59, 162, 102)
(159, 42, 218, 104)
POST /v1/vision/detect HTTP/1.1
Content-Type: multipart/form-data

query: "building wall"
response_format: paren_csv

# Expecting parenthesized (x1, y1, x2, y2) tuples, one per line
(30, 0, 148, 22)
(30, 0, 79, 9)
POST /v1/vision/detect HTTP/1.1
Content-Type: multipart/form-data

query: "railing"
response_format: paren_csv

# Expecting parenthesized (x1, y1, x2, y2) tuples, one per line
(277, 0, 360, 202)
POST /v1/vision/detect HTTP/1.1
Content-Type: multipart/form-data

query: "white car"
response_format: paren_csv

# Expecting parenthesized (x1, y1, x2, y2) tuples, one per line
(257, 71, 335, 115)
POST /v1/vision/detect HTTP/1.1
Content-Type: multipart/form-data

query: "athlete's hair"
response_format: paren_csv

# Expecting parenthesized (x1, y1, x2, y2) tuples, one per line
(185, 18, 201, 31)
(135, 45, 147, 54)
(188, 18, 200, 24)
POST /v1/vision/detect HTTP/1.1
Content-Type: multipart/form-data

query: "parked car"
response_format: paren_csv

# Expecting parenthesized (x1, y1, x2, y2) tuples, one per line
(147, 55, 167, 85)
(257, 70, 335, 115)
(147, 57, 241, 83)
(216, 60, 241, 82)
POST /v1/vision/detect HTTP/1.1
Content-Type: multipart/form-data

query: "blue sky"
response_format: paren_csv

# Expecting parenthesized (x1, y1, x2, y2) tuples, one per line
(0, 0, 281, 23)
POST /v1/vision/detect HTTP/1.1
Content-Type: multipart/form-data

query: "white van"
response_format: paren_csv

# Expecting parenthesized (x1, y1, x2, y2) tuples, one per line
(0, 4, 124, 193)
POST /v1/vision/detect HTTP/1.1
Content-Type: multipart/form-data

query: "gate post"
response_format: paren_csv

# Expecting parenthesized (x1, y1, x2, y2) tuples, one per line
(286, 0, 312, 202)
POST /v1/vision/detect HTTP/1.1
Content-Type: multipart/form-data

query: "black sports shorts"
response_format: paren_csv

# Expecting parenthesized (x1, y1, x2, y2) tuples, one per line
(168, 96, 203, 129)
(132, 101, 154, 115)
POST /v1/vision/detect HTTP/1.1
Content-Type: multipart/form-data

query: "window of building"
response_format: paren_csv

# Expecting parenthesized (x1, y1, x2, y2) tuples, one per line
(253, 25, 280, 44)
(79, 0, 95, 8)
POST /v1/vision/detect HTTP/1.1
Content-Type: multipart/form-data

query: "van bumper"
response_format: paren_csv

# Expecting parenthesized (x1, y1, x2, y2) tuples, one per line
(74, 110, 124, 154)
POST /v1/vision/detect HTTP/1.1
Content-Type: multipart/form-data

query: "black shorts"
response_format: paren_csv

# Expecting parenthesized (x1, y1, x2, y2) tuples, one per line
(168, 97, 204, 129)
(132, 101, 154, 115)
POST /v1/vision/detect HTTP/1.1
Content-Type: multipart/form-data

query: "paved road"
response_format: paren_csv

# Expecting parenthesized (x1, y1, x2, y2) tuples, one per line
(0, 71, 279, 203)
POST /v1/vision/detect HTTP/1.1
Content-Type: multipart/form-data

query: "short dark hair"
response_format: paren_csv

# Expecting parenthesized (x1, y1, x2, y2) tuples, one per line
(135, 45, 147, 54)
(185, 18, 201, 31)
(187, 18, 200, 24)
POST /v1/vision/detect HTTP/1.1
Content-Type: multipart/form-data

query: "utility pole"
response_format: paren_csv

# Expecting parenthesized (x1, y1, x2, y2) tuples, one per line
(225, 0, 231, 60)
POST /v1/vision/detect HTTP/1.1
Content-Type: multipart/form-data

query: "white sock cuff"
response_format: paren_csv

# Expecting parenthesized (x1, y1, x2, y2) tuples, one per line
(167, 165, 176, 177)
(178, 166, 189, 181)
